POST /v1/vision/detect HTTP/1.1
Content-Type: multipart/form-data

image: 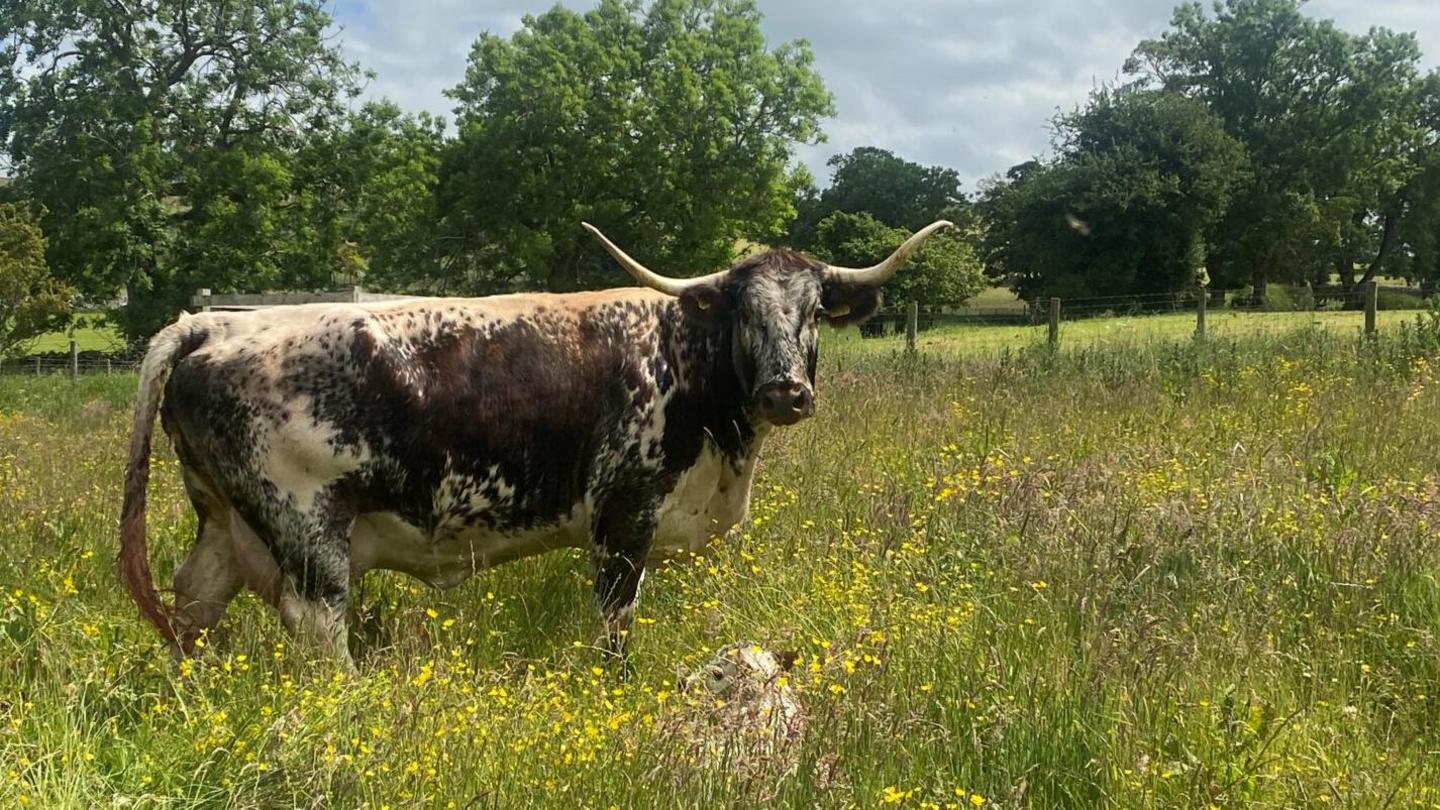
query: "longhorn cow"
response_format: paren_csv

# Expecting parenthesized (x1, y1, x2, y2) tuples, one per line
(119, 221, 952, 666)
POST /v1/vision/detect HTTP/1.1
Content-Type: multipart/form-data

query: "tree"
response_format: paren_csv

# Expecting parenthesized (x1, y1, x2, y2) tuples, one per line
(1390, 72, 1440, 287)
(812, 212, 984, 310)
(0, 203, 72, 357)
(1126, 0, 1429, 305)
(1314, 31, 1432, 301)
(979, 89, 1246, 302)
(292, 102, 446, 292)
(438, 0, 833, 294)
(789, 146, 967, 249)
(974, 160, 1046, 285)
(1, 0, 363, 340)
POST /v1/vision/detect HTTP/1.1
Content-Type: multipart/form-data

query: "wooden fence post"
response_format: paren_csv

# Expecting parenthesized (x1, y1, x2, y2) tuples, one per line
(1364, 281, 1378, 336)
(69, 339, 78, 378)
(1048, 297, 1061, 348)
(905, 301, 918, 353)
(35, 356, 41, 376)
(1195, 287, 1207, 339)
(106, 358, 113, 375)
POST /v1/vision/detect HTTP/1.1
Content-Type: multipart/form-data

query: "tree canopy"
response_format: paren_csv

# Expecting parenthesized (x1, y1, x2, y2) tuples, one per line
(0, 0, 381, 338)
(2, 0, 1438, 340)
(980, 89, 1247, 301)
(1390, 73, 1440, 286)
(436, 0, 833, 294)
(811, 212, 985, 310)
(0, 203, 72, 357)
(1124, 0, 1433, 302)
(788, 147, 968, 249)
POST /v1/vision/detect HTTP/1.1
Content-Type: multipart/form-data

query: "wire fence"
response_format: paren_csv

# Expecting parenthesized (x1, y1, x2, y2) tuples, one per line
(0, 352, 142, 377)
(863, 283, 1432, 354)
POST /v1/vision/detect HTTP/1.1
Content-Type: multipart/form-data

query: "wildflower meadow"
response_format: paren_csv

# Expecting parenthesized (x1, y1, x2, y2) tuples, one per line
(3, 321, 1440, 808)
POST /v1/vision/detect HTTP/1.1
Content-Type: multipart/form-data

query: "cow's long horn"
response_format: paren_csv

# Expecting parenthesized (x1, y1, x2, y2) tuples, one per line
(824, 220, 954, 286)
(582, 222, 729, 296)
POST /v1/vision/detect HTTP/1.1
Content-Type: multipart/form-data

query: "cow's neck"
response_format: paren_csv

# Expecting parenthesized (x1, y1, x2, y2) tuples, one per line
(659, 300, 763, 467)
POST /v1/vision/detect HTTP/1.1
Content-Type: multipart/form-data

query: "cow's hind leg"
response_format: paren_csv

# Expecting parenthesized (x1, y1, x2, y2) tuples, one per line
(229, 509, 283, 608)
(172, 481, 243, 658)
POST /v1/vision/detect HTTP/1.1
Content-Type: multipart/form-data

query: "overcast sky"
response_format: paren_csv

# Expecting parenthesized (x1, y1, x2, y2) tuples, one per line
(330, 0, 1440, 190)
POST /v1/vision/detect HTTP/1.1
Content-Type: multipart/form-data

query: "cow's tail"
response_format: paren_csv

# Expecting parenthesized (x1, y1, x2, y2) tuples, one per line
(119, 314, 205, 649)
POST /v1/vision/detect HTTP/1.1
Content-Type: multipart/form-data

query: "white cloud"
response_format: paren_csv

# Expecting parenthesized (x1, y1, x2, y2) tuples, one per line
(332, 0, 559, 124)
(330, 0, 1440, 188)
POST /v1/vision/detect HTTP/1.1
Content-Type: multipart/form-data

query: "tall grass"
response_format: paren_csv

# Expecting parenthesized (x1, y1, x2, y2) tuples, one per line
(2, 327, 1440, 808)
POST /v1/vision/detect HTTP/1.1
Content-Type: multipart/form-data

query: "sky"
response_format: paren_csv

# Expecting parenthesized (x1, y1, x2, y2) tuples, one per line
(329, 0, 1440, 190)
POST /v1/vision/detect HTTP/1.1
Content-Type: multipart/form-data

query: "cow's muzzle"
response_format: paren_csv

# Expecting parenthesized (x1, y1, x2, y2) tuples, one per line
(755, 380, 814, 426)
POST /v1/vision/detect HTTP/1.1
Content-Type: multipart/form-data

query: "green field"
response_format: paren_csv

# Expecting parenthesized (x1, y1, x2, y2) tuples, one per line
(838, 308, 1420, 357)
(22, 313, 124, 354)
(3, 319, 1440, 808)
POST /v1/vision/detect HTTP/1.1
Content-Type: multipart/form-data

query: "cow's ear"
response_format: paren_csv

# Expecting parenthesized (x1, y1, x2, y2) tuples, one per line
(822, 283, 882, 328)
(679, 283, 728, 325)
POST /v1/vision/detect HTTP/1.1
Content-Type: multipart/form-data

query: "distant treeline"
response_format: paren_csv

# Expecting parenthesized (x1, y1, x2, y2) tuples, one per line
(0, 0, 1435, 348)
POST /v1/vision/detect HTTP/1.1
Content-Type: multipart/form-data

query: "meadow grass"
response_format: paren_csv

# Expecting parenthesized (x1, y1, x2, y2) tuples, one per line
(2, 320, 1440, 808)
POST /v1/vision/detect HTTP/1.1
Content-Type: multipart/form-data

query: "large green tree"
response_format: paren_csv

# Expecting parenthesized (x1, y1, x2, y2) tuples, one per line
(1390, 72, 1440, 287)
(438, 0, 833, 293)
(974, 160, 1045, 285)
(1, 0, 364, 339)
(1126, 0, 1429, 304)
(292, 102, 446, 293)
(980, 89, 1246, 302)
(1324, 33, 1432, 296)
(0, 203, 72, 357)
(789, 146, 968, 249)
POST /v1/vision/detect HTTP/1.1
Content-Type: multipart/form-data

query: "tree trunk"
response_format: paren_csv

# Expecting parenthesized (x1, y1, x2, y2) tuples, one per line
(1333, 253, 1352, 286)
(1335, 211, 1400, 311)
(1326, 253, 1351, 309)
(1248, 255, 1268, 308)
(1358, 210, 1399, 287)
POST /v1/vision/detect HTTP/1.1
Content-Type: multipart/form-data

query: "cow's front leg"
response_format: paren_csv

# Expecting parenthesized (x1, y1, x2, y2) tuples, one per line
(592, 546, 645, 662)
(591, 492, 659, 664)
(259, 498, 357, 673)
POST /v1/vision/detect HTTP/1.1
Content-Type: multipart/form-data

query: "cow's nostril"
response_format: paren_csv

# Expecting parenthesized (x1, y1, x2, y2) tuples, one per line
(756, 381, 813, 424)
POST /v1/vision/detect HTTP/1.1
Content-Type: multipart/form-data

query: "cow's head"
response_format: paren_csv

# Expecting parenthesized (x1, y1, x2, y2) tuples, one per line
(583, 220, 952, 427)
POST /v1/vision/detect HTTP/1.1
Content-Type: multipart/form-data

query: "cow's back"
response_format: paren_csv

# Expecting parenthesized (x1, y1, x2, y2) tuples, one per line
(161, 291, 677, 544)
